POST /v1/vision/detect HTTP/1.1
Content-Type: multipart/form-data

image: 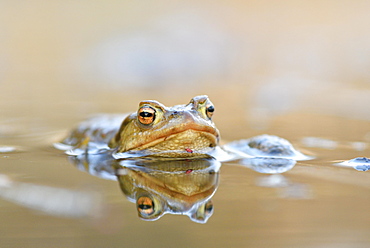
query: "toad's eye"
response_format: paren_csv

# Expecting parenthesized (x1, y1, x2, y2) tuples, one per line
(206, 105, 215, 119)
(138, 107, 156, 125)
(137, 196, 155, 216)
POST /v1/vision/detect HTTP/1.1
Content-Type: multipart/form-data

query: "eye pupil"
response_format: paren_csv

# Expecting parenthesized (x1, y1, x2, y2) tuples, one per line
(138, 204, 152, 210)
(140, 112, 153, 118)
(207, 106, 214, 113)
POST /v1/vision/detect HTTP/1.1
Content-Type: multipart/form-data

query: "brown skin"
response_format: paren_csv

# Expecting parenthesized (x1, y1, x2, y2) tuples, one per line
(109, 95, 220, 157)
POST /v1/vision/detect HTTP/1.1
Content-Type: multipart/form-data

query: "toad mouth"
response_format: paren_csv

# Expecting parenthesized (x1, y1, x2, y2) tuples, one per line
(129, 125, 219, 152)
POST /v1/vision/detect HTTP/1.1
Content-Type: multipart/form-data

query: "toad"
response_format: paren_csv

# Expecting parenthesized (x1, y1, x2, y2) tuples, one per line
(56, 95, 308, 161)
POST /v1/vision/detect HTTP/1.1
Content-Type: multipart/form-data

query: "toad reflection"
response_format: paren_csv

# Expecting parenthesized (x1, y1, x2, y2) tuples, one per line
(117, 158, 220, 223)
(69, 154, 220, 223)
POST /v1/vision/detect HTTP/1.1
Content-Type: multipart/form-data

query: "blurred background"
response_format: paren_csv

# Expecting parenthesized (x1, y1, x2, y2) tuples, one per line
(0, 0, 369, 139)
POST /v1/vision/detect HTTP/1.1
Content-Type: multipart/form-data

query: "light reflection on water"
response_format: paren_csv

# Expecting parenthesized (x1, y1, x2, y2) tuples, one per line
(0, 174, 102, 218)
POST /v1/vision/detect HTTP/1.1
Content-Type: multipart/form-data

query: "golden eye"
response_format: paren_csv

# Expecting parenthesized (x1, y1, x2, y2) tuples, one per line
(206, 104, 215, 119)
(137, 196, 155, 216)
(138, 107, 156, 125)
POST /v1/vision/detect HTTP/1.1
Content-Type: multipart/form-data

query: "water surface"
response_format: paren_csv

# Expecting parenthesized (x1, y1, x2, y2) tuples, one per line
(1, 104, 370, 248)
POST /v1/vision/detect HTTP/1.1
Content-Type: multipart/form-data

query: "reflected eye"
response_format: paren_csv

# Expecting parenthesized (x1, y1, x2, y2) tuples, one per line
(137, 196, 155, 216)
(204, 200, 214, 215)
(138, 107, 156, 125)
(206, 105, 215, 119)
